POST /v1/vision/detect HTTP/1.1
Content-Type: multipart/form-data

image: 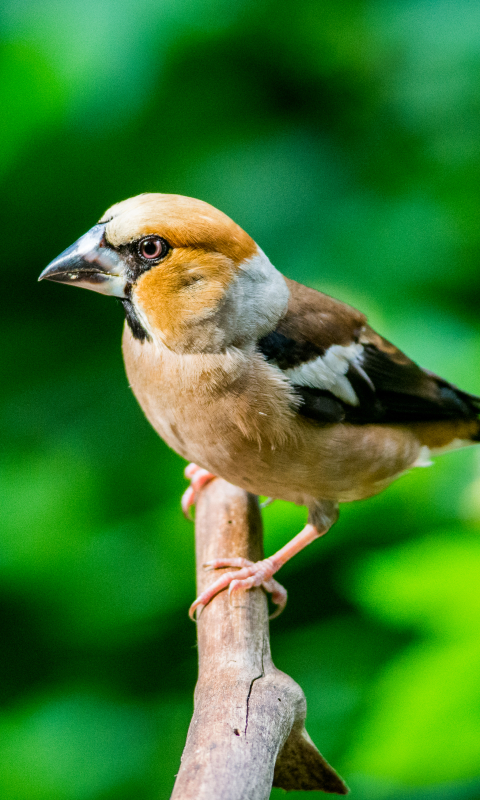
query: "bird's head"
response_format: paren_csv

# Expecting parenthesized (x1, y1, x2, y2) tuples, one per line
(39, 193, 288, 352)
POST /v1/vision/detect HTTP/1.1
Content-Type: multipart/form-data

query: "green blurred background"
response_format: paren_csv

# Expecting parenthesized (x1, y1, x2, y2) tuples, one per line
(2, 0, 480, 797)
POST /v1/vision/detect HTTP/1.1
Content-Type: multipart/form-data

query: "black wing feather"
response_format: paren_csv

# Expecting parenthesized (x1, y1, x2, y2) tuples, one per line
(258, 327, 480, 426)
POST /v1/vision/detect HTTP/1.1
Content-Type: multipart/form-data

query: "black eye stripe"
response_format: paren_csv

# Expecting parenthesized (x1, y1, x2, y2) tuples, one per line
(113, 237, 171, 282)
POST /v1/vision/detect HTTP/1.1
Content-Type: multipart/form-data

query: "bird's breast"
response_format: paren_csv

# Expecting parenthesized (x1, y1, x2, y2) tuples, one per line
(121, 325, 297, 464)
(121, 326, 423, 504)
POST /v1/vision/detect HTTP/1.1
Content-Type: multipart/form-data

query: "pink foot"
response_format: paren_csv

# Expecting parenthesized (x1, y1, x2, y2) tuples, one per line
(187, 523, 329, 621)
(181, 463, 216, 519)
(188, 556, 288, 620)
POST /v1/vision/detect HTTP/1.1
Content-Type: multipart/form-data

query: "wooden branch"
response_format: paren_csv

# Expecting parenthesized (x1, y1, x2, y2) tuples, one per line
(171, 479, 348, 799)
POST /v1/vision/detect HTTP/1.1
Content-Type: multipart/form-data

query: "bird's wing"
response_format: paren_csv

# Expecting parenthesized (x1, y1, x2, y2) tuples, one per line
(258, 277, 480, 426)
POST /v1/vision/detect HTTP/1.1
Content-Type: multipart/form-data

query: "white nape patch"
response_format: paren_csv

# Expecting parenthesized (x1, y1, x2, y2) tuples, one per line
(219, 248, 289, 345)
(283, 343, 363, 405)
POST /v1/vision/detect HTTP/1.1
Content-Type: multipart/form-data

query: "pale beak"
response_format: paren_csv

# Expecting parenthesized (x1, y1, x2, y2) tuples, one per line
(38, 223, 127, 298)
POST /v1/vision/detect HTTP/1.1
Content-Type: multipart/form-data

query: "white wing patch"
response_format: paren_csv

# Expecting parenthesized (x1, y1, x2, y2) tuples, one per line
(283, 343, 363, 405)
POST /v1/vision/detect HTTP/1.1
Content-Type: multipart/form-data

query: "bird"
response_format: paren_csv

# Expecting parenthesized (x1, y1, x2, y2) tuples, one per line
(39, 193, 480, 619)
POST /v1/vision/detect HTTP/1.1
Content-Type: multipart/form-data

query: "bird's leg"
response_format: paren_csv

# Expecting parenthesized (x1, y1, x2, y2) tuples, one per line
(188, 499, 338, 620)
(181, 463, 217, 519)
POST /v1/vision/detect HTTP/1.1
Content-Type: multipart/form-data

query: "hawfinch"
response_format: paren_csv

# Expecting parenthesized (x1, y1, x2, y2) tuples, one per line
(39, 194, 480, 618)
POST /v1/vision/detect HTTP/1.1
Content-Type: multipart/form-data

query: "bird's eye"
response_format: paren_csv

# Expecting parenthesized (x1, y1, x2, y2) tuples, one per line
(138, 236, 168, 261)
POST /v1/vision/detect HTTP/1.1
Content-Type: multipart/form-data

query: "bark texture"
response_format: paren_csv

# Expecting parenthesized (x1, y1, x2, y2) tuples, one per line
(171, 479, 348, 799)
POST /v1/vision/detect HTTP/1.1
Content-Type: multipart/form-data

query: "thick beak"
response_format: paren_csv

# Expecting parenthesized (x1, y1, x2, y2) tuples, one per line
(38, 223, 127, 298)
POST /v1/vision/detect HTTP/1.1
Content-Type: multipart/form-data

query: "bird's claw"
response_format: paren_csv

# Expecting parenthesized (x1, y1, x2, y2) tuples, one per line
(189, 556, 287, 620)
(181, 463, 216, 519)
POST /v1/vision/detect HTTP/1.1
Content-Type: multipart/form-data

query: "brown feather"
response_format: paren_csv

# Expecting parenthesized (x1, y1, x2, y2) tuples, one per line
(262, 283, 480, 428)
(279, 278, 366, 350)
(101, 193, 257, 266)
(410, 419, 480, 449)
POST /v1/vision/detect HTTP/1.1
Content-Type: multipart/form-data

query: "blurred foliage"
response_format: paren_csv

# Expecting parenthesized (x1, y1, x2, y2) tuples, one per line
(2, 0, 480, 797)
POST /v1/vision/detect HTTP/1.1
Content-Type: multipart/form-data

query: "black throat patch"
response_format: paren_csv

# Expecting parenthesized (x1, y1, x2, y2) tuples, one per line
(121, 298, 151, 342)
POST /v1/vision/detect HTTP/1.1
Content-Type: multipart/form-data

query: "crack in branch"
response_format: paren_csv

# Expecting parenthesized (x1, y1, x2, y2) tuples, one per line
(244, 671, 263, 738)
(244, 637, 266, 738)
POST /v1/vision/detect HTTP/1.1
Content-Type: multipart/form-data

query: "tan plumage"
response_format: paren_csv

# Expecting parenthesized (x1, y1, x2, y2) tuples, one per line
(39, 193, 480, 616)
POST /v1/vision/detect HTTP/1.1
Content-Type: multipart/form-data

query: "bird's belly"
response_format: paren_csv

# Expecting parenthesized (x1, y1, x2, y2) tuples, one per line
(146, 397, 421, 504)
(123, 330, 422, 504)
